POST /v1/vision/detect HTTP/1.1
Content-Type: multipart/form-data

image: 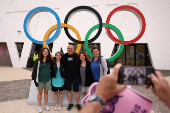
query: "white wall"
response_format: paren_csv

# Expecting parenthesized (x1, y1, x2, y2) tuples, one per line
(0, 0, 170, 70)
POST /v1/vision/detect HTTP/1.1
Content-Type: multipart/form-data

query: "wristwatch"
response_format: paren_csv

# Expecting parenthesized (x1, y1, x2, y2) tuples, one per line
(88, 95, 104, 108)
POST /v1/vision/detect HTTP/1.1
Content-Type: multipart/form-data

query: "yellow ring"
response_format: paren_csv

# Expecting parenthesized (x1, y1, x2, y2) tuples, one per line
(43, 23, 81, 57)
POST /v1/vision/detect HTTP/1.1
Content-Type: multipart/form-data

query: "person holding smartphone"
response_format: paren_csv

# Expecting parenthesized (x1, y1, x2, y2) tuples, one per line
(80, 64, 170, 113)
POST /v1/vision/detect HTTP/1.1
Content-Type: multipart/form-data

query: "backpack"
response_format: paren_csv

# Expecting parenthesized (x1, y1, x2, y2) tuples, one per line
(92, 56, 110, 74)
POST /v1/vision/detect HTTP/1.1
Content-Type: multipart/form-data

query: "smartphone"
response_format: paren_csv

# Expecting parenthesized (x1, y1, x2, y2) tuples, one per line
(118, 66, 155, 85)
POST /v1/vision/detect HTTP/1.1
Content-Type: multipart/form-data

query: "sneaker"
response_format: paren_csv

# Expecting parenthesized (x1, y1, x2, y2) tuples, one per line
(44, 105, 50, 111)
(76, 104, 81, 111)
(58, 104, 62, 111)
(67, 104, 73, 111)
(54, 104, 58, 111)
(38, 106, 42, 113)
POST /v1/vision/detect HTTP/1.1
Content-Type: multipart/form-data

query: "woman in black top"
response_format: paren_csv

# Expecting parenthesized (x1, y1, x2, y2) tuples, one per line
(51, 52, 65, 111)
(78, 52, 94, 96)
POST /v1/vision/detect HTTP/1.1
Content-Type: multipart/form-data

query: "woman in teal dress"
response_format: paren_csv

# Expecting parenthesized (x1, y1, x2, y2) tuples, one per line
(51, 52, 65, 111)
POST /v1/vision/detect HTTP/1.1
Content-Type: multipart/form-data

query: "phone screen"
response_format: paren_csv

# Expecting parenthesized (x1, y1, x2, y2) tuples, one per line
(118, 67, 154, 85)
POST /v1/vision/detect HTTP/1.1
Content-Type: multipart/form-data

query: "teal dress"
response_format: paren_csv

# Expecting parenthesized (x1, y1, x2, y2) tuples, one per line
(52, 66, 64, 87)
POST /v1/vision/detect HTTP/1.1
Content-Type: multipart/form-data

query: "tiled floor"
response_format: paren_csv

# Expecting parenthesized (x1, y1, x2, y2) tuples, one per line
(0, 67, 31, 82)
(0, 79, 31, 102)
(0, 67, 170, 113)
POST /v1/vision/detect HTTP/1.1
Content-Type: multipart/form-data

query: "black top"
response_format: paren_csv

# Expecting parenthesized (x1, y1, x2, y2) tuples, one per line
(51, 59, 64, 78)
(79, 61, 94, 86)
(63, 53, 80, 79)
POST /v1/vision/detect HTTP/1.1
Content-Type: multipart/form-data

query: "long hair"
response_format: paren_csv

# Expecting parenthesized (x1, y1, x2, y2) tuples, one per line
(78, 52, 90, 61)
(39, 47, 52, 65)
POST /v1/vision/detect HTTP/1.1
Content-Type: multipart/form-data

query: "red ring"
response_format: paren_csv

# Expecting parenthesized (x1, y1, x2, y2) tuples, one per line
(106, 5, 146, 45)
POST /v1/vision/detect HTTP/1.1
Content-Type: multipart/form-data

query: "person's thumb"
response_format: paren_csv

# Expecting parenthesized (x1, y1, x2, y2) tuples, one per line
(111, 63, 122, 79)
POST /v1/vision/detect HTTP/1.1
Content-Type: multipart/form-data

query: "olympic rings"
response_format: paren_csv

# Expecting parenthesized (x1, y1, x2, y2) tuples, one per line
(43, 23, 82, 57)
(106, 5, 146, 45)
(64, 6, 102, 44)
(139, 68, 145, 74)
(23, 6, 61, 44)
(84, 23, 124, 62)
(127, 69, 133, 75)
(23, 5, 146, 61)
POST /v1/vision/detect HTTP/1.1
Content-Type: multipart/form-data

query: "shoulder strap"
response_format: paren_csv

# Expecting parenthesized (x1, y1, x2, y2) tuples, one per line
(36, 60, 40, 83)
(99, 56, 102, 64)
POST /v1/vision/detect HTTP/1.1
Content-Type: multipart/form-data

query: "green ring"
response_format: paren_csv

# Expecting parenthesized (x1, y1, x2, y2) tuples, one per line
(84, 23, 124, 62)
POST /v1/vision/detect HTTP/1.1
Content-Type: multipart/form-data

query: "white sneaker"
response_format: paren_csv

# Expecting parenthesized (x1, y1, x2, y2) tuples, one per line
(58, 104, 62, 111)
(44, 105, 50, 111)
(38, 106, 42, 113)
(54, 104, 58, 111)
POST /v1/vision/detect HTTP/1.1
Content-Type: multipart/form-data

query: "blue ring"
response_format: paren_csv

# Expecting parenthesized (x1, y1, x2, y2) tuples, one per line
(23, 6, 61, 44)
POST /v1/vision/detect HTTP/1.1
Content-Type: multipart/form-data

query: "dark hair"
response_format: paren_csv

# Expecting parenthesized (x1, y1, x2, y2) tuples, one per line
(39, 47, 52, 65)
(91, 47, 100, 53)
(78, 52, 90, 61)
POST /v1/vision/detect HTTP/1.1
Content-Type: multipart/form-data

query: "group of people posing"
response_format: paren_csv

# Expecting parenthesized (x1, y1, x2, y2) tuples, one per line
(31, 45, 108, 113)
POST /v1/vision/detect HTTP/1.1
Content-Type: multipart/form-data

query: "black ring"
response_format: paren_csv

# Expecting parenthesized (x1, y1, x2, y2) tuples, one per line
(64, 6, 102, 44)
